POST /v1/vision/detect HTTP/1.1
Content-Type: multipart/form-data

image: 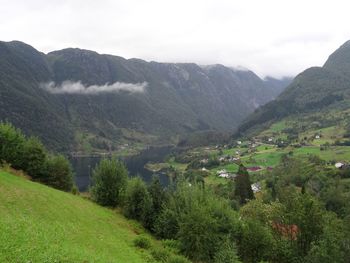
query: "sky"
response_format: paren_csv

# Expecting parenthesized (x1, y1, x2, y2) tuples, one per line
(1, 0, 350, 78)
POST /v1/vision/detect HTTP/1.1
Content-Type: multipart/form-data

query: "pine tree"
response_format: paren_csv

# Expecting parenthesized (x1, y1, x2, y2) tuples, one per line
(234, 164, 255, 204)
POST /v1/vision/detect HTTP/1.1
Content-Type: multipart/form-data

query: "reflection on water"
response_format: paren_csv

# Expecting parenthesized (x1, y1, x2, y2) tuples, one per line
(70, 146, 176, 191)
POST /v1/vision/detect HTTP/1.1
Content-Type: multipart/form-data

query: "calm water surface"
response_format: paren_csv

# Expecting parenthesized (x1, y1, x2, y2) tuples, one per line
(70, 146, 177, 191)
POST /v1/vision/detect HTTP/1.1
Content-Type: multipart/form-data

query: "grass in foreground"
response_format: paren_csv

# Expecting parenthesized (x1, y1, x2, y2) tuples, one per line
(0, 171, 157, 263)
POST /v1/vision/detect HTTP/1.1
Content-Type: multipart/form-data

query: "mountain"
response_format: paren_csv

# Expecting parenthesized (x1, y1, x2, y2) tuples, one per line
(236, 40, 350, 136)
(0, 40, 288, 152)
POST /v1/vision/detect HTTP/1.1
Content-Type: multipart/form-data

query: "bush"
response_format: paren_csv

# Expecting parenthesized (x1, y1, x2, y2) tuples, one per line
(133, 235, 152, 249)
(71, 184, 79, 195)
(150, 247, 170, 262)
(162, 239, 181, 254)
(0, 122, 26, 170)
(21, 137, 47, 179)
(123, 177, 152, 224)
(90, 159, 128, 207)
(45, 154, 74, 191)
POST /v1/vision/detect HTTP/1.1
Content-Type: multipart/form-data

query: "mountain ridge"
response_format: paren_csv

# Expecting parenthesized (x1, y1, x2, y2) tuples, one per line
(236, 40, 350, 137)
(0, 40, 290, 152)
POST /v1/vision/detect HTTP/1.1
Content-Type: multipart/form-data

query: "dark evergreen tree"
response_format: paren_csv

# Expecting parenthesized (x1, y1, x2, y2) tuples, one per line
(146, 175, 166, 231)
(233, 164, 255, 204)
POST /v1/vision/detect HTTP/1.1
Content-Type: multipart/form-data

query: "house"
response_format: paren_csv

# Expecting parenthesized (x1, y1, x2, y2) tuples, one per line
(315, 135, 320, 139)
(218, 172, 230, 178)
(201, 167, 208, 172)
(251, 183, 261, 193)
(335, 162, 345, 168)
(237, 140, 242, 145)
(217, 169, 227, 174)
(268, 137, 273, 142)
(247, 166, 262, 172)
(219, 157, 226, 162)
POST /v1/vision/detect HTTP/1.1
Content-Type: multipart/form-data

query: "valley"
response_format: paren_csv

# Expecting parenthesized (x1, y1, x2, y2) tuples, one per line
(2, 38, 350, 263)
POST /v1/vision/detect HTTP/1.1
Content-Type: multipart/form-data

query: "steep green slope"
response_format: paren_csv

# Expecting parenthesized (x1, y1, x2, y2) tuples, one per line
(0, 171, 155, 262)
(236, 40, 350, 137)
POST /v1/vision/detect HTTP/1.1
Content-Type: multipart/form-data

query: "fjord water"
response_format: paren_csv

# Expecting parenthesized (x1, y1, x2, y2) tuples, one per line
(70, 146, 174, 191)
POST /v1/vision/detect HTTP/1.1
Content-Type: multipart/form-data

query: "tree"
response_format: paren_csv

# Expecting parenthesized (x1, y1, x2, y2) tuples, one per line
(90, 159, 128, 207)
(305, 214, 348, 263)
(147, 175, 167, 231)
(45, 154, 74, 191)
(239, 219, 275, 263)
(178, 204, 220, 262)
(0, 122, 26, 169)
(233, 164, 254, 204)
(214, 240, 241, 263)
(21, 137, 47, 179)
(123, 177, 152, 224)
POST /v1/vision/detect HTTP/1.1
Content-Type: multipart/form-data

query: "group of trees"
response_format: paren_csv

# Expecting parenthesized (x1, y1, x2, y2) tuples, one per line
(0, 122, 74, 191)
(3, 122, 350, 262)
(91, 155, 350, 263)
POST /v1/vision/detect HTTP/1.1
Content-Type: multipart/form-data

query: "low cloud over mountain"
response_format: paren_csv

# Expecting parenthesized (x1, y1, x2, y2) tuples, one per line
(41, 81, 147, 94)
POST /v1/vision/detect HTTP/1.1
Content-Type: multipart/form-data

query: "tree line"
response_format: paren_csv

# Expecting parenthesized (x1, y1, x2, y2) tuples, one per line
(1, 122, 349, 262)
(0, 122, 74, 192)
(90, 155, 350, 262)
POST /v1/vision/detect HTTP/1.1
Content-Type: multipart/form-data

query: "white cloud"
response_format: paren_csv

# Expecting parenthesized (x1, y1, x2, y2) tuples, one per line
(41, 81, 147, 94)
(1, 0, 350, 77)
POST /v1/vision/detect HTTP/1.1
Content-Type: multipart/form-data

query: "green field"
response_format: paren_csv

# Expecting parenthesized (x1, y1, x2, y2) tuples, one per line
(0, 171, 161, 263)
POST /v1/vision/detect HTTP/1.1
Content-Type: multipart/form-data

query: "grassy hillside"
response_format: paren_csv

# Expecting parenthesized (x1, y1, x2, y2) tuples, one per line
(0, 171, 160, 263)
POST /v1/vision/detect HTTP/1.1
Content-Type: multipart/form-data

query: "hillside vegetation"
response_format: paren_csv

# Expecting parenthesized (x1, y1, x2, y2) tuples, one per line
(237, 40, 350, 136)
(0, 171, 178, 263)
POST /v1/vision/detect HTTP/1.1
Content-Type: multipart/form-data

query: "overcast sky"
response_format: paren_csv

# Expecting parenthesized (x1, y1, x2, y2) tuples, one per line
(1, 0, 350, 78)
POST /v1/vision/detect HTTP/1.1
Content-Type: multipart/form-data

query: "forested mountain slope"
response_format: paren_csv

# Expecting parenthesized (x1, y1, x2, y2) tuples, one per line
(0, 40, 287, 152)
(237, 40, 350, 136)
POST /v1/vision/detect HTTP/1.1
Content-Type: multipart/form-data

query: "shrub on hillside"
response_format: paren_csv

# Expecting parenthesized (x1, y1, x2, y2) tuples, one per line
(150, 247, 171, 262)
(133, 235, 152, 249)
(0, 122, 26, 169)
(123, 177, 152, 224)
(45, 154, 74, 191)
(21, 137, 47, 179)
(90, 159, 128, 207)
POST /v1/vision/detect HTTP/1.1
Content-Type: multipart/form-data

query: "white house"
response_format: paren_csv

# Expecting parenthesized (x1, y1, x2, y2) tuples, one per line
(335, 162, 344, 168)
(268, 138, 273, 142)
(251, 183, 261, 193)
(217, 169, 227, 174)
(237, 140, 242, 145)
(315, 135, 320, 139)
(218, 173, 230, 178)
